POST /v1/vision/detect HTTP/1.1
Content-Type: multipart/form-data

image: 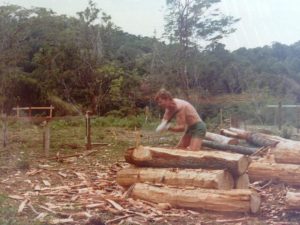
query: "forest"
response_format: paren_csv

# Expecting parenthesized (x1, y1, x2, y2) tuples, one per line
(1, 0, 300, 125)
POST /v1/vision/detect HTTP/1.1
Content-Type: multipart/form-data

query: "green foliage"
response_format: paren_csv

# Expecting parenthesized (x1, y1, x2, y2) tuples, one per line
(1, 0, 300, 121)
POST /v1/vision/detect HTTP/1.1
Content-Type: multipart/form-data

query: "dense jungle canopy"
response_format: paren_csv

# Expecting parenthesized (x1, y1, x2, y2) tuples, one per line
(1, 0, 300, 121)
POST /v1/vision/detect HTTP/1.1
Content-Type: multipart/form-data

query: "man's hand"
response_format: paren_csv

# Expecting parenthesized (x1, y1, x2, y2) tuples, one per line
(156, 120, 171, 132)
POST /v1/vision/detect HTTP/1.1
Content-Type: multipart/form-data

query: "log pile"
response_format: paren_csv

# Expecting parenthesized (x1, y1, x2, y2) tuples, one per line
(220, 127, 300, 186)
(220, 127, 300, 211)
(117, 145, 260, 213)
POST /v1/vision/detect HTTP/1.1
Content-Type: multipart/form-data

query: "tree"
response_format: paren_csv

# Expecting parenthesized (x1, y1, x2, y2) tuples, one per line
(164, 0, 239, 96)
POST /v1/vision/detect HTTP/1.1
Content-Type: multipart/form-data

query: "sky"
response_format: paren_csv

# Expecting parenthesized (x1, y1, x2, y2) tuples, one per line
(1, 0, 300, 51)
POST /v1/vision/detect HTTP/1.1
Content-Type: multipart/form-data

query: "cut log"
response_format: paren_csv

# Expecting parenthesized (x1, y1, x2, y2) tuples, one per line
(205, 132, 238, 145)
(116, 168, 234, 190)
(125, 146, 251, 176)
(274, 148, 300, 164)
(203, 140, 256, 155)
(285, 191, 300, 210)
(221, 128, 247, 139)
(129, 183, 261, 213)
(223, 128, 279, 147)
(235, 174, 250, 189)
(248, 161, 300, 186)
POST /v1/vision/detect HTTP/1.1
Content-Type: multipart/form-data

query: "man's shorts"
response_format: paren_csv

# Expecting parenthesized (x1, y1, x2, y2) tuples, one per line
(185, 121, 206, 138)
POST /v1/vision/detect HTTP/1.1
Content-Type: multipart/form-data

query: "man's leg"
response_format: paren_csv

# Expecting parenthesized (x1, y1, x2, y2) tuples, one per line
(188, 137, 202, 151)
(176, 134, 191, 149)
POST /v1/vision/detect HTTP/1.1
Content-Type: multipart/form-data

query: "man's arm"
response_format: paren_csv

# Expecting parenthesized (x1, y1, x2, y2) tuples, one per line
(156, 109, 180, 132)
(168, 110, 185, 132)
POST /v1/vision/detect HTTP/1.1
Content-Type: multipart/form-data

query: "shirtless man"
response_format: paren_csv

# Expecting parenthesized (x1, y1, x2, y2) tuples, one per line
(155, 89, 206, 151)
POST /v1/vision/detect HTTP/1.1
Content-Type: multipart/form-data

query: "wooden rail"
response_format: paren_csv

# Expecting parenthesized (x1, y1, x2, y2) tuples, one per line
(13, 106, 54, 118)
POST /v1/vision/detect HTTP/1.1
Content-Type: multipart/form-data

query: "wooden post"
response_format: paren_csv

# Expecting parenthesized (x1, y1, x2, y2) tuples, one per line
(49, 105, 53, 118)
(85, 111, 92, 150)
(297, 109, 300, 134)
(220, 108, 223, 128)
(28, 107, 32, 117)
(43, 121, 50, 156)
(278, 101, 282, 130)
(2, 113, 7, 147)
(16, 106, 20, 118)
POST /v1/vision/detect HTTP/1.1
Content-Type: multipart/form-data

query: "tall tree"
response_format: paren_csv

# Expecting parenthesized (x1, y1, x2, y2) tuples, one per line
(164, 0, 239, 96)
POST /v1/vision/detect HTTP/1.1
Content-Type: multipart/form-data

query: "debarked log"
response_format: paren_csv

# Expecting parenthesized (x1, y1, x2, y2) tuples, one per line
(125, 146, 251, 176)
(274, 147, 300, 164)
(129, 183, 261, 213)
(285, 191, 300, 210)
(203, 140, 256, 155)
(116, 168, 234, 190)
(248, 161, 300, 186)
(205, 132, 239, 145)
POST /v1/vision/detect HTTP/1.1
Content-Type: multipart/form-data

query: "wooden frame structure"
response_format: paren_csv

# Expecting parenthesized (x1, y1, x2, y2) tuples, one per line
(12, 105, 54, 122)
(10, 105, 55, 155)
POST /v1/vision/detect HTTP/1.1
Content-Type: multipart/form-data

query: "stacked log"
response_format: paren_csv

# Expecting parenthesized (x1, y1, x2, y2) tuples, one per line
(124, 146, 251, 176)
(248, 161, 300, 186)
(130, 183, 260, 213)
(117, 167, 234, 190)
(117, 145, 260, 213)
(202, 140, 257, 155)
(220, 127, 279, 147)
(214, 127, 300, 211)
(220, 127, 300, 165)
(205, 132, 239, 145)
(285, 191, 300, 210)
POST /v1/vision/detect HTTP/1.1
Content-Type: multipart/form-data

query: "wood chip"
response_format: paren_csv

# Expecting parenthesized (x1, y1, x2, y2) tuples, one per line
(58, 172, 67, 178)
(106, 215, 131, 224)
(51, 218, 74, 224)
(8, 195, 24, 200)
(106, 199, 124, 211)
(43, 180, 51, 186)
(18, 199, 29, 213)
(86, 203, 106, 209)
(34, 212, 48, 221)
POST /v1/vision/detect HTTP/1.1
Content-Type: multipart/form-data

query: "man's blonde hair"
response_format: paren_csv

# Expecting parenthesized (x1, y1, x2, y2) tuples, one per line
(155, 88, 173, 101)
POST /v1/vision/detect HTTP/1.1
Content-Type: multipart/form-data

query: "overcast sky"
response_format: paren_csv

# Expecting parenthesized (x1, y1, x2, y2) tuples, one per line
(1, 0, 300, 51)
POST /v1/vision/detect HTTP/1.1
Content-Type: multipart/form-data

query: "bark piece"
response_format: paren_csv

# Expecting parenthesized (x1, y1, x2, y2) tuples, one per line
(125, 146, 251, 176)
(116, 168, 234, 190)
(129, 183, 261, 213)
(205, 132, 238, 145)
(203, 140, 256, 155)
(286, 191, 300, 210)
(248, 161, 300, 186)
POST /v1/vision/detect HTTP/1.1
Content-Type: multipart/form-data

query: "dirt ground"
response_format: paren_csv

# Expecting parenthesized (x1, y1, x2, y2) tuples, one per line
(1, 120, 300, 225)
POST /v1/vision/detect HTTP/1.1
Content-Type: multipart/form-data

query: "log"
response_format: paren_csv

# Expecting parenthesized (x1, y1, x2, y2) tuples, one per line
(224, 128, 279, 147)
(235, 174, 250, 189)
(205, 132, 238, 145)
(285, 191, 300, 210)
(203, 140, 256, 155)
(274, 148, 300, 164)
(248, 161, 300, 186)
(129, 183, 261, 213)
(125, 146, 251, 176)
(116, 168, 234, 190)
(220, 129, 241, 139)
